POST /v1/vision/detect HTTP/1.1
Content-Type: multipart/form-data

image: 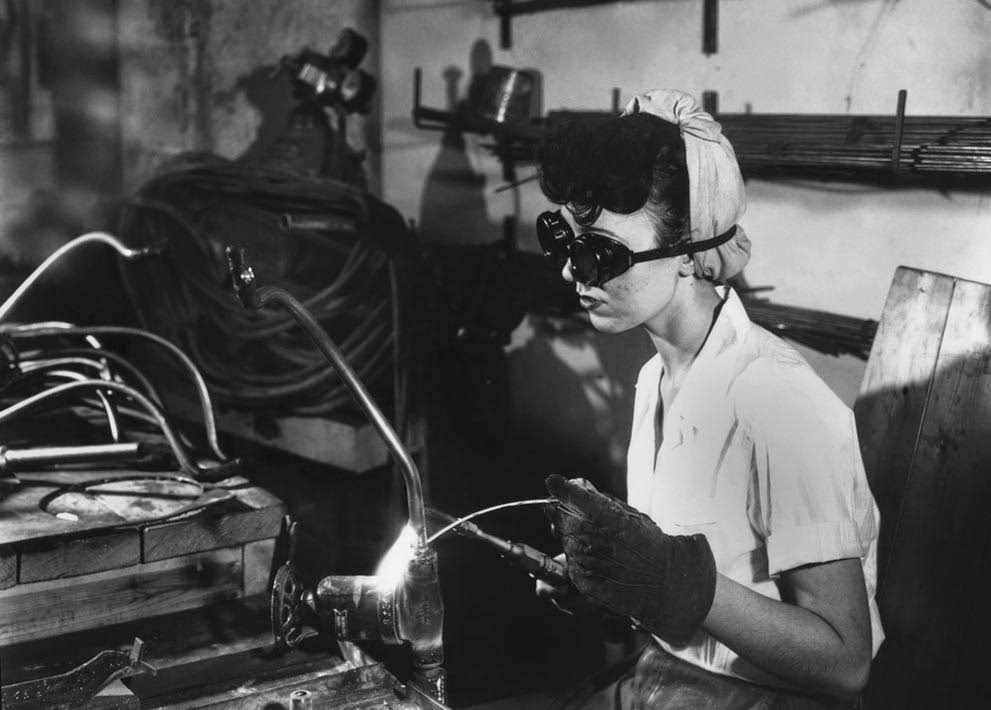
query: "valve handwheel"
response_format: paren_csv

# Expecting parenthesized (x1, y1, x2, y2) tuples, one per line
(270, 562, 305, 649)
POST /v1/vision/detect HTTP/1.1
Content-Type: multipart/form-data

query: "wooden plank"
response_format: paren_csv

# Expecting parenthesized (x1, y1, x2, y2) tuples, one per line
(243, 538, 276, 597)
(871, 277, 991, 707)
(18, 529, 140, 583)
(0, 547, 242, 646)
(853, 266, 954, 586)
(0, 470, 272, 548)
(926, 278, 991, 706)
(142, 493, 284, 562)
(0, 546, 16, 589)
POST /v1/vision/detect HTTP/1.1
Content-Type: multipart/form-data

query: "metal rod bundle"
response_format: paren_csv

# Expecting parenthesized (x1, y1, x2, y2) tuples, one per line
(718, 113, 991, 178)
(740, 297, 878, 360)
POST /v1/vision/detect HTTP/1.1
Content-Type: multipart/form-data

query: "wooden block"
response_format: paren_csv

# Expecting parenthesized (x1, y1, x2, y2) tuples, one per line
(0, 546, 16, 589)
(243, 538, 276, 597)
(18, 529, 140, 583)
(142, 495, 284, 562)
(164, 390, 391, 472)
(219, 410, 393, 473)
(0, 547, 242, 646)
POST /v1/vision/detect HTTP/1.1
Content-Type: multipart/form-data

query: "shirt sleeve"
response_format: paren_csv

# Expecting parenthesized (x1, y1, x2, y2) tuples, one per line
(734, 356, 872, 578)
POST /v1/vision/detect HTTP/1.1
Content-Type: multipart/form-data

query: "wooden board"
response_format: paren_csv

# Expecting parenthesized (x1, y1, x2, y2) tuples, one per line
(856, 267, 991, 708)
(0, 547, 243, 646)
(0, 470, 270, 547)
(0, 546, 16, 590)
(18, 529, 140, 583)
(0, 469, 284, 586)
(854, 267, 955, 586)
(142, 486, 283, 562)
(243, 538, 276, 597)
(164, 390, 394, 473)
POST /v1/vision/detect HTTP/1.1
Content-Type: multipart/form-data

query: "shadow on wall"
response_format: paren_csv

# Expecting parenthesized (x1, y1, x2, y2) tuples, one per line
(418, 39, 502, 246)
(232, 64, 300, 165)
(507, 316, 653, 499)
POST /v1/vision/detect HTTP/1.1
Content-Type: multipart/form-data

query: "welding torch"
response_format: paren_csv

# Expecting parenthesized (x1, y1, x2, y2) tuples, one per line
(427, 507, 569, 587)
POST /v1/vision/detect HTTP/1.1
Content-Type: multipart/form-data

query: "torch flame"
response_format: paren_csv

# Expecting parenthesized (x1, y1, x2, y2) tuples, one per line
(375, 523, 416, 592)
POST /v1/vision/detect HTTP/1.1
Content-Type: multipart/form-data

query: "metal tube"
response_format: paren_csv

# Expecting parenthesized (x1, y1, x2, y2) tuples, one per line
(0, 233, 161, 322)
(0, 379, 204, 478)
(250, 284, 427, 546)
(4, 324, 226, 462)
(226, 245, 428, 545)
(0, 442, 143, 471)
(20, 368, 122, 442)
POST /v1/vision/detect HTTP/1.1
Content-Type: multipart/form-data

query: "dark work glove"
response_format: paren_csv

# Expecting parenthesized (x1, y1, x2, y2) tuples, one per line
(545, 474, 717, 645)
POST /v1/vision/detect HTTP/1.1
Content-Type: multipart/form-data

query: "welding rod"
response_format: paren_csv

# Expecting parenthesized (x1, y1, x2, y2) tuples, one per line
(427, 507, 569, 587)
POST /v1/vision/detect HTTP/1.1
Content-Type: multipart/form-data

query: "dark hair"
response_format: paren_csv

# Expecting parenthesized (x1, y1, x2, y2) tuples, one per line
(537, 112, 690, 247)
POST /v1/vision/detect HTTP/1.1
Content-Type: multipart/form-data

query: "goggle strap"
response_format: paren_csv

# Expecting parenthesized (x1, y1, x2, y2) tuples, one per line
(630, 225, 738, 264)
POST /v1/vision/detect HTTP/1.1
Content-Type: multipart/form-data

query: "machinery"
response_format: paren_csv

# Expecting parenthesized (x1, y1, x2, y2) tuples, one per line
(227, 245, 447, 703)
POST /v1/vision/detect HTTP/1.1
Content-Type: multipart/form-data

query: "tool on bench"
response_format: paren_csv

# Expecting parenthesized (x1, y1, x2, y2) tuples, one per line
(0, 637, 156, 710)
(0, 442, 146, 489)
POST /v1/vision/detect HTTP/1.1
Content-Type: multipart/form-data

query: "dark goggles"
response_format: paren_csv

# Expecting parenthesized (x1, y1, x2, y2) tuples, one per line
(536, 210, 736, 287)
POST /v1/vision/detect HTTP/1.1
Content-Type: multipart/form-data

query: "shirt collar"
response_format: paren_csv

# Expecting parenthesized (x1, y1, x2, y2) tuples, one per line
(666, 286, 751, 428)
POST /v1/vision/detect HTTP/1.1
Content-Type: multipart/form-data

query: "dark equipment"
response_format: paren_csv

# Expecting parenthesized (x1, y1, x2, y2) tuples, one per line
(227, 246, 446, 705)
(279, 28, 376, 115)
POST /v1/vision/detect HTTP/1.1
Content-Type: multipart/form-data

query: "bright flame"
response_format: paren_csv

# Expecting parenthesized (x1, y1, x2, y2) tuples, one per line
(375, 524, 416, 592)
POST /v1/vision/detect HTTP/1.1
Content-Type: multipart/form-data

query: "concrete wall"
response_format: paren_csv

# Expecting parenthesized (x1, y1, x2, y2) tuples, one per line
(119, 0, 379, 191)
(380, 0, 991, 488)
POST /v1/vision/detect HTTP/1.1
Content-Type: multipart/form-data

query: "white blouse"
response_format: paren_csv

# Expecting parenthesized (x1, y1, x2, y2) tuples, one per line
(626, 288, 884, 686)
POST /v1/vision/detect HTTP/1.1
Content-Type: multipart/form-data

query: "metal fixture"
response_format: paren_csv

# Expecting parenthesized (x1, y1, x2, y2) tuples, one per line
(0, 638, 155, 710)
(279, 28, 375, 115)
(226, 246, 446, 704)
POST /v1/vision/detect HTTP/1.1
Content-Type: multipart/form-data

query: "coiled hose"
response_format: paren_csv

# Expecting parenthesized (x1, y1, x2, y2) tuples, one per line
(115, 157, 407, 417)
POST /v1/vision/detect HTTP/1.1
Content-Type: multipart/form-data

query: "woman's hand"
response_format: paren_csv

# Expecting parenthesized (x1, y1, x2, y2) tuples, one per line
(534, 553, 600, 616)
(544, 474, 717, 644)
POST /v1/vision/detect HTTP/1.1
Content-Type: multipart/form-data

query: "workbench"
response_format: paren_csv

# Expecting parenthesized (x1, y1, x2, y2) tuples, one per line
(1, 594, 449, 708)
(0, 468, 284, 646)
(0, 465, 449, 708)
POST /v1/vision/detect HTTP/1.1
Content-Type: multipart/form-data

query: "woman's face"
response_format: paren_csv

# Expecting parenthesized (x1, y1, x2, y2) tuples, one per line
(560, 207, 688, 335)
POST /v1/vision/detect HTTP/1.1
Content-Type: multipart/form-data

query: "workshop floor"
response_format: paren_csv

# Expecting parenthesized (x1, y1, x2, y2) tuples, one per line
(463, 692, 556, 710)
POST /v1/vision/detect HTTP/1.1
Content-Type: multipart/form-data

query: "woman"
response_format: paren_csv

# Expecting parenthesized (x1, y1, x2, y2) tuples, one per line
(535, 89, 883, 709)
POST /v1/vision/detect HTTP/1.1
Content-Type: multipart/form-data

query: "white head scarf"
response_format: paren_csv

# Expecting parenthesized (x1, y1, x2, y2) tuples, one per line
(623, 89, 751, 282)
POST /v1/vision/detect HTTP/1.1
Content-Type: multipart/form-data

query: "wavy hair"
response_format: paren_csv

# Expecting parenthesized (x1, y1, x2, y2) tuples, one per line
(537, 112, 690, 247)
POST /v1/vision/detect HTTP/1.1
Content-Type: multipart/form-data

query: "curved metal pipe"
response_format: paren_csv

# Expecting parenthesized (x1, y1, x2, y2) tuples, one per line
(21, 351, 165, 407)
(225, 246, 428, 547)
(0, 232, 162, 322)
(3, 324, 226, 462)
(24, 368, 122, 442)
(0, 379, 205, 478)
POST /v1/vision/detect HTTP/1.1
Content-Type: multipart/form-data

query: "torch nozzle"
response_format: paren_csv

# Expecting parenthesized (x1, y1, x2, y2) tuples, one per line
(427, 507, 568, 587)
